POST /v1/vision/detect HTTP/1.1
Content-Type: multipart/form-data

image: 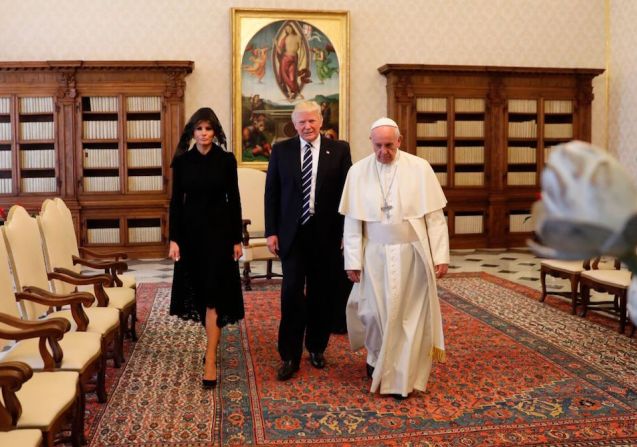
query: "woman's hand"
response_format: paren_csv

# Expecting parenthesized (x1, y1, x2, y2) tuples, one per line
(233, 243, 243, 261)
(169, 241, 180, 261)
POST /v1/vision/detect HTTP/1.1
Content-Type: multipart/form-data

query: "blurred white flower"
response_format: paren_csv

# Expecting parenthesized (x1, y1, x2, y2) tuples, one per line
(628, 277, 637, 328)
(529, 140, 637, 260)
(529, 140, 637, 326)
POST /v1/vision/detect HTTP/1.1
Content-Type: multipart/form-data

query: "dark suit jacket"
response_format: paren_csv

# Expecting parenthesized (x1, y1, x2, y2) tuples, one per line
(265, 136, 351, 259)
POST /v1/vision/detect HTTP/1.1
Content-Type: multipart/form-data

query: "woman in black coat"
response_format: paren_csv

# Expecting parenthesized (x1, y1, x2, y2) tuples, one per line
(168, 107, 244, 389)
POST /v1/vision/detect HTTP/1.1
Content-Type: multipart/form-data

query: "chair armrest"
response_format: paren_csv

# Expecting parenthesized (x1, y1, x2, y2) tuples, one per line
(0, 361, 33, 425)
(72, 255, 128, 273)
(49, 269, 110, 307)
(72, 255, 127, 287)
(18, 288, 93, 331)
(242, 219, 252, 246)
(17, 288, 94, 307)
(0, 313, 70, 333)
(49, 268, 111, 286)
(79, 246, 128, 261)
(0, 314, 68, 369)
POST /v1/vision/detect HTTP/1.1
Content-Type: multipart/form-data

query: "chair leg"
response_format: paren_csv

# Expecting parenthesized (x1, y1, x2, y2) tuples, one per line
(266, 259, 273, 279)
(44, 431, 54, 447)
(243, 261, 252, 291)
(619, 292, 627, 334)
(540, 269, 548, 302)
(106, 329, 120, 369)
(97, 354, 107, 403)
(117, 315, 126, 364)
(569, 276, 579, 315)
(130, 304, 138, 342)
(580, 283, 590, 317)
(74, 387, 86, 446)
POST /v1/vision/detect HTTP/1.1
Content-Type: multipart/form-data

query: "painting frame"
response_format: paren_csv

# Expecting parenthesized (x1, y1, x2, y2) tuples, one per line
(232, 8, 350, 169)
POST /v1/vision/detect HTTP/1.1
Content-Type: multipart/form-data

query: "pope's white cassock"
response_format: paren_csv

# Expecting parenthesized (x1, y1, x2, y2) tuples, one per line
(338, 149, 449, 397)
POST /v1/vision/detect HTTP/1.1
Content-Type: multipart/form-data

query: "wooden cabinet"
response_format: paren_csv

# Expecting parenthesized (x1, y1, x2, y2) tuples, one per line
(0, 61, 193, 258)
(379, 64, 604, 249)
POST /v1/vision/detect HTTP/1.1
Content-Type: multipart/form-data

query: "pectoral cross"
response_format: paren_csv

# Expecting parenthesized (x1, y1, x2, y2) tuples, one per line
(381, 201, 393, 219)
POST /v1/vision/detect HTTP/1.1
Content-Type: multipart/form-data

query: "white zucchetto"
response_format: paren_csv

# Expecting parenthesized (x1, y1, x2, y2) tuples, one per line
(370, 117, 399, 130)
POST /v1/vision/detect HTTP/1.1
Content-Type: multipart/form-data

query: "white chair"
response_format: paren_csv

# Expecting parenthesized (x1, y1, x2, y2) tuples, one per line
(3, 205, 122, 367)
(0, 361, 82, 447)
(51, 198, 136, 291)
(0, 429, 42, 447)
(540, 259, 589, 315)
(580, 258, 634, 335)
(39, 199, 137, 351)
(0, 227, 107, 404)
(237, 167, 281, 290)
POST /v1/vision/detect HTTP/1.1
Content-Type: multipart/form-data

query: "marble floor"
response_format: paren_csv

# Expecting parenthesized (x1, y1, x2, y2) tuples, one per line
(124, 248, 624, 307)
(127, 248, 551, 290)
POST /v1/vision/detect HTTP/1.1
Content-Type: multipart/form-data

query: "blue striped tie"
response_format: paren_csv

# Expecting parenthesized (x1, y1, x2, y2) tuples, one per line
(300, 143, 313, 225)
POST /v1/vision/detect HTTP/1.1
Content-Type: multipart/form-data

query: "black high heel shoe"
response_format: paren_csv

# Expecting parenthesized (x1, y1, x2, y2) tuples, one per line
(202, 378, 217, 389)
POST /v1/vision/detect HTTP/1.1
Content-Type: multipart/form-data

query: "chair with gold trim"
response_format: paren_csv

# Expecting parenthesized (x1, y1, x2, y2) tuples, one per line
(237, 167, 281, 290)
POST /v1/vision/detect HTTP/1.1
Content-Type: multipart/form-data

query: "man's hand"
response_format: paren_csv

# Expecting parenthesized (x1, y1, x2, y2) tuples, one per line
(435, 263, 448, 279)
(267, 235, 279, 255)
(168, 241, 180, 262)
(233, 243, 243, 261)
(346, 269, 361, 283)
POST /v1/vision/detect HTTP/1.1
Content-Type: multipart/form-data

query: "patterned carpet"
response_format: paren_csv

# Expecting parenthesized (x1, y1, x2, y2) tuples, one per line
(81, 273, 637, 447)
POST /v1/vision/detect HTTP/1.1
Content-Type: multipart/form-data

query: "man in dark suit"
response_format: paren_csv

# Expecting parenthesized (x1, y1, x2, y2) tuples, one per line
(265, 100, 351, 381)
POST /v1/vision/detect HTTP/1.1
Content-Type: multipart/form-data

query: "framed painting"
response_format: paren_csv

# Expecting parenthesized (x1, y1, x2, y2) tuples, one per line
(232, 8, 350, 169)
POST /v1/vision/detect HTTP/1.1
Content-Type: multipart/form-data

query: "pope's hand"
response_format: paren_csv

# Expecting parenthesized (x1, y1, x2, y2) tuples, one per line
(346, 270, 361, 283)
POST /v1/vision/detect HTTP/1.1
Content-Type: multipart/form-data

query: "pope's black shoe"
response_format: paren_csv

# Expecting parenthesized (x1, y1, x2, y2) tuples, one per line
(276, 360, 300, 381)
(309, 352, 326, 369)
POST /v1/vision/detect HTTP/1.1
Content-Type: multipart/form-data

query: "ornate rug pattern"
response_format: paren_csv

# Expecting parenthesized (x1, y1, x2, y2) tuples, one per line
(83, 274, 637, 446)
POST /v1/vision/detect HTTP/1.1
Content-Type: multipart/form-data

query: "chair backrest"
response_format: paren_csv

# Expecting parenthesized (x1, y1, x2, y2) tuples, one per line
(38, 199, 77, 295)
(52, 198, 81, 272)
(2, 205, 53, 319)
(237, 167, 267, 234)
(0, 229, 22, 351)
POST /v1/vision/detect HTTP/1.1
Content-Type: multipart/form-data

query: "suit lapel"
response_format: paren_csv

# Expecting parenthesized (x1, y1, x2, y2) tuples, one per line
(290, 137, 302, 189)
(315, 138, 330, 196)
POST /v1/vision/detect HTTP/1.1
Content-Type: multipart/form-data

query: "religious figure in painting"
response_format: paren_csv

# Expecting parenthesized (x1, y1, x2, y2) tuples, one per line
(242, 45, 269, 83)
(273, 21, 311, 101)
(311, 45, 338, 84)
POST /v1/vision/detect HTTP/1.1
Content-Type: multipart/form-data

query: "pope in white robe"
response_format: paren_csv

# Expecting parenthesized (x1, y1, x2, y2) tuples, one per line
(338, 117, 449, 398)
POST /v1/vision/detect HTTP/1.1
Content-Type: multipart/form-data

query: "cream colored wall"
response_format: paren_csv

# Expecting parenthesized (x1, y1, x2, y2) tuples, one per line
(0, 0, 606, 161)
(609, 0, 637, 183)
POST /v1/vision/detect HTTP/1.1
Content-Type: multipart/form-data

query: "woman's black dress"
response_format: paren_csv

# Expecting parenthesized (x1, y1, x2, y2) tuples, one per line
(168, 144, 244, 327)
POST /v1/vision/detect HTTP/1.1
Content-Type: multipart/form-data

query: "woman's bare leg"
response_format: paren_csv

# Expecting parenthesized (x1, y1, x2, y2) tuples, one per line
(204, 307, 221, 380)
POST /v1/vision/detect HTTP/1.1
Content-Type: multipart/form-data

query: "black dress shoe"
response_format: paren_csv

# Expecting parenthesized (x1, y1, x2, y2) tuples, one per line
(366, 363, 374, 379)
(202, 379, 217, 389)
(309, 352, 326, 369)
(276, 360, 299, 381)
(391, 393, 408, 401)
